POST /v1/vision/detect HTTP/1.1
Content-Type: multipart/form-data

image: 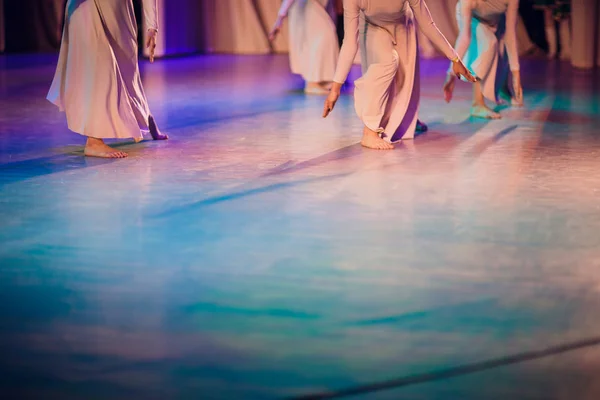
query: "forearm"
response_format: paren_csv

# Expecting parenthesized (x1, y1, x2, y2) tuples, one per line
(447, 33, 471, 74)
(332, 2, 360, 84)
(410, 0, 458, 60)
(505, 0, 520, 72)
(142, 0, 159, 31)
(505, 32, 520, 72)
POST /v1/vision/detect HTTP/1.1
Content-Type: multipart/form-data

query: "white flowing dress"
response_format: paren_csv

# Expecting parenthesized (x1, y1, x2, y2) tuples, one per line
(334, 0, 458, 142)
(279, 0, 339, 83)
(453, 0, 520, 102)
(47, 0, 158, 140)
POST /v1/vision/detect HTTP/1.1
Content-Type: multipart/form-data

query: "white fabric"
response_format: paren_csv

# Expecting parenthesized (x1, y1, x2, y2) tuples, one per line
(452, 0, 519, 102)
(334, 0, 458, 84)
(278, 0, 339, 82)
(336, 0, 458, 142)
(454, 0, 520, 71)
(48, 0, 158, 140)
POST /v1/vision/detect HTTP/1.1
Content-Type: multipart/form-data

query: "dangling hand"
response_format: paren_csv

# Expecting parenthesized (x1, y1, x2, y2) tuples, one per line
(452, 58, 476, 82)
(146, 29, 158, 63)
(323, 86, 341, 118)
(443, 74, 456, 103)
(269, 17, 284, 42)
(512, 70, 524, 107)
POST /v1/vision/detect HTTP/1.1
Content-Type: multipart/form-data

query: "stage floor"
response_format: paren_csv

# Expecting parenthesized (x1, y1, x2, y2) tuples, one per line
(1, 53, 600, 399)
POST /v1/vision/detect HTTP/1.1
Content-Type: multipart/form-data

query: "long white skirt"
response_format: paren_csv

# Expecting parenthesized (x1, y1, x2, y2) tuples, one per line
(457, 5, 509, 103)
(354, 8, 419, 143)
(288, 0, 339, 82)
(48, 0, 150, 140)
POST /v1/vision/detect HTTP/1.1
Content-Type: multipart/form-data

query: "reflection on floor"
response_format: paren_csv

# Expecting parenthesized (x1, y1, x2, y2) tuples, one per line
(1, 53, 599, 399)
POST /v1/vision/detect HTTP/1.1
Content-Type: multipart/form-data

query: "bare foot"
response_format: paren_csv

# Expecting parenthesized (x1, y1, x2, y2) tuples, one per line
(134, 137, 143, 143)
(470, 104, 501, 119)
(320, 81, 333, 91)
(360, 128, 394, 150)
(84, 138, 128, 158)
(304, 82, 329, 95)
(148, 115, 168, 140)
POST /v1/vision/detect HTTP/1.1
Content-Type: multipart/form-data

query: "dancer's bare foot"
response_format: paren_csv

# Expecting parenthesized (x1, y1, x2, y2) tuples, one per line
(134, 137, 143, 143)
(305, 82, 329, 95)
(360, 127, 394, 150)
(320, 81, 333, 91)
(148, 115, 168, 140)
(84, 137, 128, 158)
(470, 104, 501, 119)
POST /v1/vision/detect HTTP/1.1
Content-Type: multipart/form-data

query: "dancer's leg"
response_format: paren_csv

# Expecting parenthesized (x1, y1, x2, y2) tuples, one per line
(544, 9, 557, 59)
(361, 126, 394, 150)
(559, 18, 571, 60)
(471, 81, 501, 119)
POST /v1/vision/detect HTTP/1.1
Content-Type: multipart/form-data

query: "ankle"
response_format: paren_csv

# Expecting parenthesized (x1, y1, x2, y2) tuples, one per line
(362, 128, 380, 138)
(86, 137, 104, 147)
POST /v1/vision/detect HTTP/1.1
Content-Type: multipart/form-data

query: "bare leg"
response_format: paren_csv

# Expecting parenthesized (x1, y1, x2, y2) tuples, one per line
(470, 81, 501, 119)
(559, 18, 571, 60)
(544, 9, 557, 59)
(360, 126, 394, 150)
(84, 137, 128, 158)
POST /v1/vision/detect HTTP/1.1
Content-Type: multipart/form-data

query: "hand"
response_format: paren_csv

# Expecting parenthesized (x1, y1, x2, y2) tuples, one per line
(323, 88, 340, 118)
(443, 74, 456, 103)
(268, 17, 284, 42)
(452, 58, 476, 83)
(146, 29, 158, 63)
(512, 70, 523, 106)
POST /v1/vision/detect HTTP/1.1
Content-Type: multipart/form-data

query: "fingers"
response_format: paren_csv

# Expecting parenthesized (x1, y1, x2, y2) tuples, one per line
(459, 71, 476, 83)
(269, 27, 279, 42)
(322, 101, 334, 118)
(147, 39, 156, 63)
(444, 91, 452, 103)
(442, 80, 453, 103)
(463, 68, 476, 82)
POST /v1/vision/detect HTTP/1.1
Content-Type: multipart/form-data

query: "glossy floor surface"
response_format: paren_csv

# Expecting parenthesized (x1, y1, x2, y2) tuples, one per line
(1, 53, 600, 399)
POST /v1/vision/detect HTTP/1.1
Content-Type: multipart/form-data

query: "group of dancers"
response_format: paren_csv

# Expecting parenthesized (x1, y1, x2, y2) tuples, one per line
(48, 0, 525, 157)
